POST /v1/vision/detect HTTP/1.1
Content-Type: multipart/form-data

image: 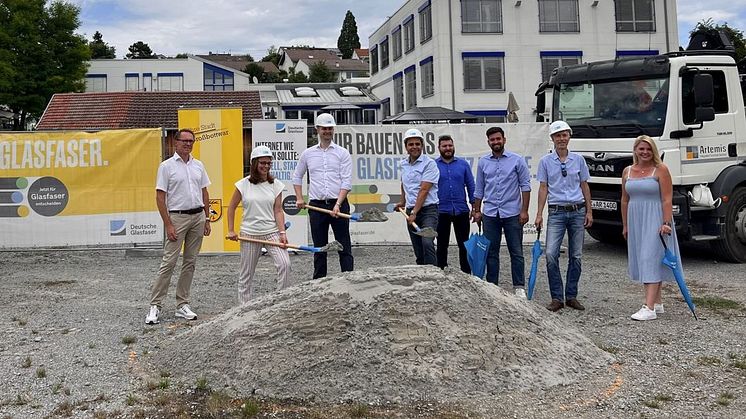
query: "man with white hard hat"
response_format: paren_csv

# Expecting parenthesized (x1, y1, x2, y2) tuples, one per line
(292, 113, 353, 279)
(534, 120, 593, 312)
(394, 128, 439, 266)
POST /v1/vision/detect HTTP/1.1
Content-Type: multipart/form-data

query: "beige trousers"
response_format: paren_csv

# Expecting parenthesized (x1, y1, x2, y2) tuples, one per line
(150, 213, 205, 308)
(238, 231, 291, 304)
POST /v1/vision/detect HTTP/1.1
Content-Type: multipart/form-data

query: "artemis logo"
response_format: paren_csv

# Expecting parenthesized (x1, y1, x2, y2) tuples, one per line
(275, 123, 287, 133)
(110, 219, 126, 236)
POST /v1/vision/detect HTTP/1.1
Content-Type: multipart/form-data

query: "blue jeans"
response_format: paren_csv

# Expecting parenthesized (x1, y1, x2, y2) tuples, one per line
(545, 207, 586, 301)
(407, 204, 438, 266)
(482, 214, 525, 287)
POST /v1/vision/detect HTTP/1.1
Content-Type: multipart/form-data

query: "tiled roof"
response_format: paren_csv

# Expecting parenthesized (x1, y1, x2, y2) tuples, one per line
(196, 54, 279, 73)
(300, 58, 369, 72)
(354, 48, 369, 57)
(282, 48, 339, 64)
(37, 91, 262, 130)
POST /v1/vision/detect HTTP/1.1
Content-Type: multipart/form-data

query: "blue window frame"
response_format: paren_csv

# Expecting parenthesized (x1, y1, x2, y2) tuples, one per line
(203, 64, 234, 91)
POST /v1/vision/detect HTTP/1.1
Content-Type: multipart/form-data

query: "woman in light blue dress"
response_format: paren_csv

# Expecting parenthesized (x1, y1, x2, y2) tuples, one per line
(621, 135, 679, 321)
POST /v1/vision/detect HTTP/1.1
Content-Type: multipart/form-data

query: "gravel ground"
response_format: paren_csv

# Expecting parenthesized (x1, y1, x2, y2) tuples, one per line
(1, 235, 745, 418)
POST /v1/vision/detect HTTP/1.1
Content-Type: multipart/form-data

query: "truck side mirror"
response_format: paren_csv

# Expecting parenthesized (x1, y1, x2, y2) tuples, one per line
(693, 73, 715, 123)
(535, 81, 548, 122)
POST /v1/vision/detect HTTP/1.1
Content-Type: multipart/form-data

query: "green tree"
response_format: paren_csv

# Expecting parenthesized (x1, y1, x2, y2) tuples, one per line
(691, 19, 746, 62)
(245, 62, 265, 82)
(308, 61, 335, 82)
(337, 10, 360, 59)
(89, 30, 116, 58)
(287, 67, 308, 83)
(126, 41, 156, 59)
(174, 53, 189, 58)
(261, 45, 281, 67)
(0, 0, 90, 130)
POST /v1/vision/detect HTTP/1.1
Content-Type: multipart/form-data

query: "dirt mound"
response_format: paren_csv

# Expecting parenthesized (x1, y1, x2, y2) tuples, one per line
(154, 266, 613, 403)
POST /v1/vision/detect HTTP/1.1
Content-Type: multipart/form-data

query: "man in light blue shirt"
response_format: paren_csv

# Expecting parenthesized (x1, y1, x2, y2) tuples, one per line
(395, 128, 439, 266)
(534, 120, 593, 312)
(472, 127, 531, 297)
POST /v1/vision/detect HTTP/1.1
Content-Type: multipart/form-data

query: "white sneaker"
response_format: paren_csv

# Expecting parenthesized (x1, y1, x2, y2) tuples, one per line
(514, 288, 527, 299)
(175, 304, 197, 320)
(631, 305, 657, 321)
(654, 303, 664, 314)
(145, 305, 160, 324)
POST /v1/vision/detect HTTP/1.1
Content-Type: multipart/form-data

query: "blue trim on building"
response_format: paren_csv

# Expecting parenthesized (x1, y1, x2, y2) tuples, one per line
(359, 104, 380, 109)
(86, 74, 107, 78)
(157, 72, 184, 77)
(393, 71, 403, 79)
(461, 51, 505, 58)
(143, 73, 152, 77)
(282, 105, 323, 111)
(402, 14, 414, 25)
(418, 0, 431, 12)
(404, 65, 416, 73)
(616, 49, 659, 56)
(381, 97, 391, 104)
(379, 35, 388, 44)
(125, 73, 139, 77)
(392, 25, 401, 34)
(465, 109, 508, 116)
(370, 45, 378, 52)
(203, 63, 233, 77)
(419, 56, 433, 66)
(540, 50, 582, 57)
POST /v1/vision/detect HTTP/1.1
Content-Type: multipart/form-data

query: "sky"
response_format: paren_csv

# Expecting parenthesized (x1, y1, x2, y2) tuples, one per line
(68, 0, 746, 59)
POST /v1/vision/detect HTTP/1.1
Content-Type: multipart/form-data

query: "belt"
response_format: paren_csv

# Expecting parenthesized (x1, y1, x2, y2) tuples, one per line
(548, 203, 585, 211)
(169, 207, 204, 215)
(310, 198, 343, 205)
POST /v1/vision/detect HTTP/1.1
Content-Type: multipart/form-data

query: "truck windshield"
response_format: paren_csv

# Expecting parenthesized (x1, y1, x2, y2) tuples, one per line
(554, 77, 669, 138)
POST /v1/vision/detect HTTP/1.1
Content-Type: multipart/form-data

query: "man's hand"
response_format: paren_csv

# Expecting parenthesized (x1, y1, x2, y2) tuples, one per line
(331, 203, 340, 218)
(534, 214, 543, 231)
(394, 201, 405, 212)
(165, 224, 177, 241)
(519, 210, 529, 226)
(584, 211, 593, 228)
(295, 197, 306, 209)
(204, 220, 211, 236)
(471, 210, 482, 224)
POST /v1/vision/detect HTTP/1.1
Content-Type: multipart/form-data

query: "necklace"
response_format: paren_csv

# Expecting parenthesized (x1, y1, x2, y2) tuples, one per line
(637, 165, 653, 175)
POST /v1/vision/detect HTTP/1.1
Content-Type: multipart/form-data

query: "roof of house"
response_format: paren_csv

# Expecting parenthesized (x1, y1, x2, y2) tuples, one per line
(353, 48, 369, 57)
(196, 54, 279, 73)
(281, 48, 340, 65)
(299, 58, 369, 72)
(275, 83, 378, 105)
(37, 91, 262, 130)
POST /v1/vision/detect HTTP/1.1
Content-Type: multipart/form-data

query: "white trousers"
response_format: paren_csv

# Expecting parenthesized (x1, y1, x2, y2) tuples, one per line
(238, 231, 291, 304)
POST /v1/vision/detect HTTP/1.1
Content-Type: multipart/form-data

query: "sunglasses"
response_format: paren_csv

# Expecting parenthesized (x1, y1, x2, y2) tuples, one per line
(561, 162, 567, 177)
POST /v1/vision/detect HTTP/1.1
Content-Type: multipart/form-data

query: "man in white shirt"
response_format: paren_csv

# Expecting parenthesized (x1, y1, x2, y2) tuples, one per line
(292, 113, 354, 279)
(145, 128, 211, 324)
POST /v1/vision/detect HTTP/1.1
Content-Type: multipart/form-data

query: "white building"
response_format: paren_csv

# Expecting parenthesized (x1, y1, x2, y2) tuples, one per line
(278, 47, 370, 83)
(84, 55, 252, 92)
(369, 0, 678, 122)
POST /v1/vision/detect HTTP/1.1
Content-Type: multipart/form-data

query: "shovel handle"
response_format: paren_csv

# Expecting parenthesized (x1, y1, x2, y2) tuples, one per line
(230, 235, 304, 251)
(397, 207, 423, 231)
(305, 204, 356, 220)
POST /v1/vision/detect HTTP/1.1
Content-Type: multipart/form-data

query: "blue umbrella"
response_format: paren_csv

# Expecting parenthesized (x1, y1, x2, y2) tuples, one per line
(659, 234, 697, 320)
(464, 226, 490, 279)
(527, 228, 543, 300)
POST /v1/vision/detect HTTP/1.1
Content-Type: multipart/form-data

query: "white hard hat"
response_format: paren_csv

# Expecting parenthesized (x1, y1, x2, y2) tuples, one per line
(549, 120, 572, 136)
(404, 128, 424, 140)
(315, 113, 336, 127)
(250, 145, 273, 161)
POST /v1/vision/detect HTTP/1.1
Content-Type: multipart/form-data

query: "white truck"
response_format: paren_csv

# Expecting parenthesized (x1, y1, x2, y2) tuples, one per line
(535, 30, 746, 262)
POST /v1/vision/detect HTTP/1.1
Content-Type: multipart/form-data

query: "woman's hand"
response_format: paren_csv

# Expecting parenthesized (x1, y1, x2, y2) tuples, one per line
(622, 225, 628, 240)
(226, 231, 238, 241)
(659, 223, 673, 235)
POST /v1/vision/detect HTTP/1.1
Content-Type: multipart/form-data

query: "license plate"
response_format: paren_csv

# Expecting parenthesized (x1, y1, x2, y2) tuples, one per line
(591, 200, 618, 211)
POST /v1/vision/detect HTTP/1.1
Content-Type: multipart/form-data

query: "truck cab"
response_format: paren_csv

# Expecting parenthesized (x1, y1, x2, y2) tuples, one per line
(535, 31, 746, 262)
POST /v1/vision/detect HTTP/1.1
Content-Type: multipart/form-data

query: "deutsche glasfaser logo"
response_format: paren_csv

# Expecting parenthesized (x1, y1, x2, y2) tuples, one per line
(275, 123, 287, 133)
(110, 220, 126, 236)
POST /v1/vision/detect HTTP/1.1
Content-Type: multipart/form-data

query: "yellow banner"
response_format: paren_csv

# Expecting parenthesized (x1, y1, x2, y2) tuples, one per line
(178, 108, 243, 252)
(0, 128, 162, 217)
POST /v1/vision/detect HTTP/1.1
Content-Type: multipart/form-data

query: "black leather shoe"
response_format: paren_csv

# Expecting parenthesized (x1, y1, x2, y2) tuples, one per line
(546, 299, 564, 312)
(566, 298, 585, 310)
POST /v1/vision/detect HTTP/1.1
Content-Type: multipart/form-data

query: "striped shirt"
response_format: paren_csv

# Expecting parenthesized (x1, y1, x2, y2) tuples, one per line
(292, 142, 352, 200)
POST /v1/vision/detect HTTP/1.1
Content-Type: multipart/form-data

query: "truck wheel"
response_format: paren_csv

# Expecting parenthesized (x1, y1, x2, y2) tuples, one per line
(711, 187, 746, 263)
(587, 227, 625, 245)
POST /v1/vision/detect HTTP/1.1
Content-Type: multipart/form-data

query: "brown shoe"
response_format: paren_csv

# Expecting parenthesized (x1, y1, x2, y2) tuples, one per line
(566, 298, 585, 311)
(546, 299, 564, 312)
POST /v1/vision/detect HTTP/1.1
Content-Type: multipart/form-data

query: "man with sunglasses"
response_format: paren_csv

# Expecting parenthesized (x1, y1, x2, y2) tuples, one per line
(146, 128, 211, 325)
(534, 120, 593, 312)
(472, 127, 531, 297)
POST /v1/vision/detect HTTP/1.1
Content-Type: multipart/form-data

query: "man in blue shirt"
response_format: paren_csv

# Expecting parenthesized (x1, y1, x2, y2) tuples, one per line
(394, 128, 439, 266)
(534, 120, 593, 312)
(435, 135, 475, 273)
(472, 127, 531, 298)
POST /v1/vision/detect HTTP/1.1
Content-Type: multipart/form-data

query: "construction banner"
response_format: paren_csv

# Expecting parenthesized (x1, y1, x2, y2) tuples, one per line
(251, 120, 308, 245)
(178, 108, 243, 252)
(333, 123, 551, 244)
(0, 128, 163, 248)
